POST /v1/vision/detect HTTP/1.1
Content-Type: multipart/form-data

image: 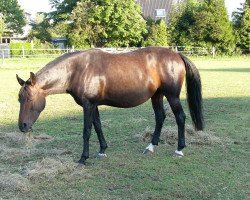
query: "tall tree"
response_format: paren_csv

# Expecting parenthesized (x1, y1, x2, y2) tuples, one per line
(193, 0, 235, 52)
(68, 0, 147, 48)
(143, 19, 168, 47)
(0, 0, 26, 34)
(48, 0, 78, 23)
(0, 15, 5, 37)
(232, 1, 250, 51)
(29, 14, 52, 42)
(169, 0, 235, 53)
(168, 0, 198, 46)
(29, 13, 69, 43)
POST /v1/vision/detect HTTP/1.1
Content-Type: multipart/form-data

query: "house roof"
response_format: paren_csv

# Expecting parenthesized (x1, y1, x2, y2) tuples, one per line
(136, 0, 173, 22)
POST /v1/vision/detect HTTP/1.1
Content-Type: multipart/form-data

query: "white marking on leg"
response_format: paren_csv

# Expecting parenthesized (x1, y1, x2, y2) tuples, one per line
(175, 150, 184, 156)
(145, 143, 155, 153)
(97, 153, 107, 157)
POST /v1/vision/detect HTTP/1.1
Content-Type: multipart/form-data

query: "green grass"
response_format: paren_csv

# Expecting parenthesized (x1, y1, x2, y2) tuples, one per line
(0, 56, 249, 199)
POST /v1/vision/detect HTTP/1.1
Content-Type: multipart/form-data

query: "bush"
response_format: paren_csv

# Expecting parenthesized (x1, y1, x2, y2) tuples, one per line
(10, 42, 32, 57)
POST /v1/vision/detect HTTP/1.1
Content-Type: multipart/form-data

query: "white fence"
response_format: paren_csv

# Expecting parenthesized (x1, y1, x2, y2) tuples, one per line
(0, 45, 242, 66)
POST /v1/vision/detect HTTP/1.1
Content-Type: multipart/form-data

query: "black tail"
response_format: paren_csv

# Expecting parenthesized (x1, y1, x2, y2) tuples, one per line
(179, 53, 204, 131)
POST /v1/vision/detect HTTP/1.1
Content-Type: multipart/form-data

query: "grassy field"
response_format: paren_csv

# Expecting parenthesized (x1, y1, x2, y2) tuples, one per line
(0, 56, 249, 199)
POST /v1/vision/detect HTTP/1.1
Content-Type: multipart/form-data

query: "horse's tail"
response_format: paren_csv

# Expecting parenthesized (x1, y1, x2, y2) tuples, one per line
(179, 53, 204, 131)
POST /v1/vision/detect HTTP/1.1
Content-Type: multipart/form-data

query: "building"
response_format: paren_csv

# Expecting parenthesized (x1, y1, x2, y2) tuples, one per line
(136, 0, 174, 22)
(1, 12, 34, 43)
(51, 37, 67, 49)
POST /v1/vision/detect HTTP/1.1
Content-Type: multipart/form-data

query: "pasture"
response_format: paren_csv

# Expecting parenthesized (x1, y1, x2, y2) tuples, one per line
(0, 55, 249, 199)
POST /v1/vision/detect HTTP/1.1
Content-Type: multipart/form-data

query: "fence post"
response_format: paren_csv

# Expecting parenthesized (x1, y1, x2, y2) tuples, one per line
(22, 47, 25, 58)
(72, 46, 75, 52)
(175, 46, 178, 52)
(1, 50, 4, 64)
(212, 46, 216, 58)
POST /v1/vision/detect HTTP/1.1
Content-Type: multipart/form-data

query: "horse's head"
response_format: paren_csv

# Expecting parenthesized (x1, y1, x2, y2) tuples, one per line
(16, 72, 46, 133)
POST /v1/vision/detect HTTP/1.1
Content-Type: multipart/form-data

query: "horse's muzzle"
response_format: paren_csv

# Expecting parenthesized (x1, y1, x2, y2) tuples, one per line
(19, 123, 32, 133)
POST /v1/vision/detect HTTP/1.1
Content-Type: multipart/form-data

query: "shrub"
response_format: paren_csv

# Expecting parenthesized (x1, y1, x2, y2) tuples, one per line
(9, 42, 32, 57)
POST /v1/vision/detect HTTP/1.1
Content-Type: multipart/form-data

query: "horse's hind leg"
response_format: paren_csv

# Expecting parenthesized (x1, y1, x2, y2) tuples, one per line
(143, 91, 166, 154)
(166, 96, 186, 156)
(93, 107, 108, 159)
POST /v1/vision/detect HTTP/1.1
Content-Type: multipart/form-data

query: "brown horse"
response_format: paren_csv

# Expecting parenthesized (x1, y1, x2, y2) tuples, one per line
(16, 47, 203, 166)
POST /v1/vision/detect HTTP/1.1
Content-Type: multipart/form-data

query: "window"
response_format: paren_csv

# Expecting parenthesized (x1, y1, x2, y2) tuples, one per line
(155, 9, 166, 18)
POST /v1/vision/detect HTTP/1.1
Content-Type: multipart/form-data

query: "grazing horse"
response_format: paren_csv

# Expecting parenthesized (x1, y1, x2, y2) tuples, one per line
(16, 47, 204, 166)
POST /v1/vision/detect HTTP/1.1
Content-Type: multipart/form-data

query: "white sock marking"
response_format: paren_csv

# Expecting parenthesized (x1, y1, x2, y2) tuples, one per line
(175, 150, 184, 156)
(145, 143, 155, 153)
(98, 153, 107, 157)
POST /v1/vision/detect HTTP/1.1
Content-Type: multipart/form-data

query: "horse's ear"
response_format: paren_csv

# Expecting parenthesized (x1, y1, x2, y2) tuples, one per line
(30, 72, 36, 86)
(16, 74, 25, 86)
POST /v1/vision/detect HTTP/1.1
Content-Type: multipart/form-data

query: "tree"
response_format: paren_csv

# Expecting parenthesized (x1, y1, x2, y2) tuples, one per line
(67, 0, 101, 48)
(193, 0, 235, 53)
(168, 0, 198, 47)
(232, 1, 250, 51)
(169, 0, 235, 53)
(29, 14, 52, 43)
(68, 0, 147, 48)
(29, 14, 69, 43)
(0, 15, 5, 37)
(0, 0, 26, 34)
(48, 0, 78, 23)
(143, 19, 168, 47)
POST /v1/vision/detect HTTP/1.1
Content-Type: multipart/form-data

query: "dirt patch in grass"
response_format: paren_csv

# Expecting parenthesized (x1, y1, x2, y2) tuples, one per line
(134, 125, 230, 146)
(0, 173, 30, 192)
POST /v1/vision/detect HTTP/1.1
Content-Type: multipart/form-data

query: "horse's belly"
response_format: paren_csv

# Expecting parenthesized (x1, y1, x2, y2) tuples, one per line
(101, 89, 154, 108)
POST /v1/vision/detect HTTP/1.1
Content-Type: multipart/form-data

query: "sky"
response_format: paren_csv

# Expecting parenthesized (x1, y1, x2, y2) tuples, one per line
(18, 0, 246, 18)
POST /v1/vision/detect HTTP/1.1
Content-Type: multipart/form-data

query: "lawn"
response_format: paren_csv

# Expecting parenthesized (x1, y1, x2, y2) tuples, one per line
(0, 55, 249, 199)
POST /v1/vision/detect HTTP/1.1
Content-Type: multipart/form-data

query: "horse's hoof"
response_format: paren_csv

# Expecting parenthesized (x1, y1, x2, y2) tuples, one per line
(143, 148, 154, 155)
(174, 150, 184, 157)
(96, 153, 107, 160)
(76, 163, 86, 169)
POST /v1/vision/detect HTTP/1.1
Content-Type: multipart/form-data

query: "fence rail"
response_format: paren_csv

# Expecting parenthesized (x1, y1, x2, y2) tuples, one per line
(0, 46, 249, 66)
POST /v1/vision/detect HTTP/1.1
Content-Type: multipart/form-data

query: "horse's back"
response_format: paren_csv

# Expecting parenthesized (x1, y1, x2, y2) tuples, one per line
(70, 47, 185, 107)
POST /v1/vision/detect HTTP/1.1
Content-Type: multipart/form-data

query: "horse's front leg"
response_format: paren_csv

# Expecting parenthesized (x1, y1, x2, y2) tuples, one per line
(78, 100, 96, 165)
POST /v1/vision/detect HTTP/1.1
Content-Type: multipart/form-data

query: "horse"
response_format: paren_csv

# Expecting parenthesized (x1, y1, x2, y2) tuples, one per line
(16, 47, 204, 166)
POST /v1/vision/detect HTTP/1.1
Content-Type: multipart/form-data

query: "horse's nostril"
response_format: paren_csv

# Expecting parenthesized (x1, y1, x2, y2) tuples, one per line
(19, 123, 28, 132)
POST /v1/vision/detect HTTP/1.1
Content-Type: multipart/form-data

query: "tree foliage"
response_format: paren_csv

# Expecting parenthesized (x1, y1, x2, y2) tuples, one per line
(232, 1, 250, 51)
(68, 0, 146, 48)
(143, 19, 168, 47)
(67, 0, 101, 48)
(194, 0, 235, 52)
(29, 14, 69, 44)
(169, 0, 197, 47)
(48, 0, 78, 23)
(169, 0, 235, 53)
(29, 14, 51, 43)
(0, 0, 26, 34)
(0, 15, 5, 37)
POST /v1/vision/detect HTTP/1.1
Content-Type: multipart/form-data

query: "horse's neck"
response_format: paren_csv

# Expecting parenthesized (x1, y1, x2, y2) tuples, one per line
(36, 63, 71, 95)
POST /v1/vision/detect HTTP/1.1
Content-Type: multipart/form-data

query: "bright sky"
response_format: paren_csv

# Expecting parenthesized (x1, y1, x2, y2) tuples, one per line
(18, 0, 52, 16)
(18, 0, 246, 18)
